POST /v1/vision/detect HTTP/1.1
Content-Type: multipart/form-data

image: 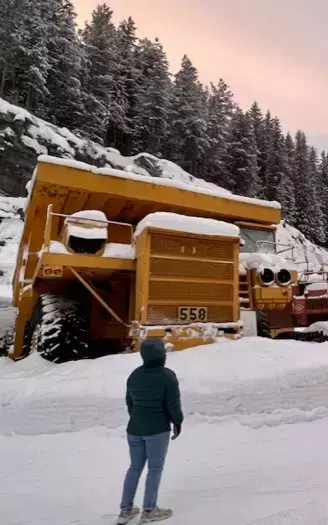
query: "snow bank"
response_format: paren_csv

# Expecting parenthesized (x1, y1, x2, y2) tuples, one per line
(304, 322, 328, 335)
(0, 198, 24, 351)
(3, 337, 328, 435)
(134, 212, 240, 238)
(0, 196, 25, 219)
(0, 197, 24, 302)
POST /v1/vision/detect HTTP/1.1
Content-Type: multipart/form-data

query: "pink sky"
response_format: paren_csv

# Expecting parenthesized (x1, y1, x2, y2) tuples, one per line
(74, 0, 328, 151)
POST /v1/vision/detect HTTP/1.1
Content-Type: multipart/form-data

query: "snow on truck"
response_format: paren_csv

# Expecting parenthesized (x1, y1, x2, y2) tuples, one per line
(10, 156, 295, 362)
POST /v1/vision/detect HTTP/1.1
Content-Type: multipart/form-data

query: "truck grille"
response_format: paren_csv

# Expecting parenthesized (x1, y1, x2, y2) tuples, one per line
(307, 298, 328, 310)
(151, 235, 234, 260)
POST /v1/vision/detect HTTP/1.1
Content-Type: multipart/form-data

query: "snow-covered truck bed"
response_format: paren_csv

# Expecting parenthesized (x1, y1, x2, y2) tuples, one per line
(11, 156, 282, 362)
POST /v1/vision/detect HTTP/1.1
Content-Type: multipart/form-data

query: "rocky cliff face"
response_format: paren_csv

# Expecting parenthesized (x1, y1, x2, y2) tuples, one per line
(0, 97, 122, 196)
(0, 97, 223, 198)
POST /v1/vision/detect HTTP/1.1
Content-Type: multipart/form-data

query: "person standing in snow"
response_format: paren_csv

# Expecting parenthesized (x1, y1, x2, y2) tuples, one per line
(117, 338, 184, 524)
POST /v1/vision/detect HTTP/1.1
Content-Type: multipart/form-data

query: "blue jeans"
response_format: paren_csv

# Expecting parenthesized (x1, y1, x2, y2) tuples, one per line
(120, 431, 170, 511)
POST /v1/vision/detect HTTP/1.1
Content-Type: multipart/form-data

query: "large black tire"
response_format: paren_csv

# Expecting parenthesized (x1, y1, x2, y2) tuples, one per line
(256, 310, 272, 338)
(23, 294, 88, 363)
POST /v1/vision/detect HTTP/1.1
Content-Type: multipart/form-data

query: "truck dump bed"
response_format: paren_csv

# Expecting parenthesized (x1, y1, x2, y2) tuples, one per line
(22, 155, 280, 236)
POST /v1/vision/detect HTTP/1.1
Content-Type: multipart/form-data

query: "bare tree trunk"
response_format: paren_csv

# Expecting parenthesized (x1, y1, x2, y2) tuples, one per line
(25, 85, 33, 111)
(0, 63, 8, 98)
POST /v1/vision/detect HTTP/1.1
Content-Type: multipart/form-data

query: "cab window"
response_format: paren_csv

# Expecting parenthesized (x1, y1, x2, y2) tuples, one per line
(240, 227, 275, 254)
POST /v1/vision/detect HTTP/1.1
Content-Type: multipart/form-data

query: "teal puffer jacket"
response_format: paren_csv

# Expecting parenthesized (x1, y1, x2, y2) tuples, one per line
(126, 339, 184, 436)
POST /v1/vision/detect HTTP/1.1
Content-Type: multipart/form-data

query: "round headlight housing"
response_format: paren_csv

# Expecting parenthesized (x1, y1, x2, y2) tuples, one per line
(260, 268, 275, 286)
(276, 269, 291, 286)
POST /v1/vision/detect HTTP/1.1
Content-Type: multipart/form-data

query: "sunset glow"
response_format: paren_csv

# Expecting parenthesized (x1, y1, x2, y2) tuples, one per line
(74, 0, 328, 150)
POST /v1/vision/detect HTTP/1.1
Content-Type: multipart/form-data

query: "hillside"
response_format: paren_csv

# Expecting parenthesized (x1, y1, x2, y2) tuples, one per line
(0, 96, 253, 200)
(277, 221, 328, 274)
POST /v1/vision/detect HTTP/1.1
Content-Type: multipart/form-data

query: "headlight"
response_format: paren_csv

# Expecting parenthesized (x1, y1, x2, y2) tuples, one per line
(260, 268, 275, 285)
(276, 269, 291, 286)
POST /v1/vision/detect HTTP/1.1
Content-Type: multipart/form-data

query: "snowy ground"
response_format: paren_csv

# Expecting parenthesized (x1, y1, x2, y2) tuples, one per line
(3, 338, 328, 524)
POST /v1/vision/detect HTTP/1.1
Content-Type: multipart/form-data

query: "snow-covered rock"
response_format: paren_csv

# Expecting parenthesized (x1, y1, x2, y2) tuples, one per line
(0, 197, 24, 297)
(0, 197, 24, 353)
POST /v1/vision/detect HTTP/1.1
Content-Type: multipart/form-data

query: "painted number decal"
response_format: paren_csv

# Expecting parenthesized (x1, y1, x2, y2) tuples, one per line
(178, 307, 208, 322)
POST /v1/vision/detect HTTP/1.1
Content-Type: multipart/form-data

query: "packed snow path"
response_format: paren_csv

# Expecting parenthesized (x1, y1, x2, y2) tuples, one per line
(3, 338, 328, 524)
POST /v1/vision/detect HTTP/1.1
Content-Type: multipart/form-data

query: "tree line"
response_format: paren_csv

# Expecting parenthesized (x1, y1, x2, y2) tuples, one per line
(0, 1, 327, 245)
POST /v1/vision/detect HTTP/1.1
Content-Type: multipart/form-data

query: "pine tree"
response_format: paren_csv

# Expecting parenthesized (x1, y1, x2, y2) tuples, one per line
(165, 55, 209, 177)
(308, 147, 326, 245)
(107, 16, 138, 153)
(317, 151, 328, 245)
(277, 133, 296, 225)
(260, 110, 275, 198)
(264, 117, 287, 202)
(205, 80, 234, 187)
(81, 4, 117, 141)
(130, 38, 171, 155)
(0, 0, 27, 99)
(249, 101, 266, 195)
(294, 130, 309, 233)
(227, 108, 260, 197)
(0, 0, 49, 109)
(293, 132, 325, 243)
(45, 0, 83, 129)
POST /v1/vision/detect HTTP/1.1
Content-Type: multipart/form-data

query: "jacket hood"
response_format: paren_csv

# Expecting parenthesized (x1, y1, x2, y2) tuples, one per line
(140, 338, 166, 368)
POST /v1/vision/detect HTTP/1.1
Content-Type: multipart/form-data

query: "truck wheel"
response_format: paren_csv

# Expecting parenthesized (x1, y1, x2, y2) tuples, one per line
(256, 310, 272, 338)
(23, 294, 88, 362)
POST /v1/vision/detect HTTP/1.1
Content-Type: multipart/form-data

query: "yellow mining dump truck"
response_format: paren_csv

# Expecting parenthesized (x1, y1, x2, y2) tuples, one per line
(11, 156, 243, 362)
(10, 156, 293, 362)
